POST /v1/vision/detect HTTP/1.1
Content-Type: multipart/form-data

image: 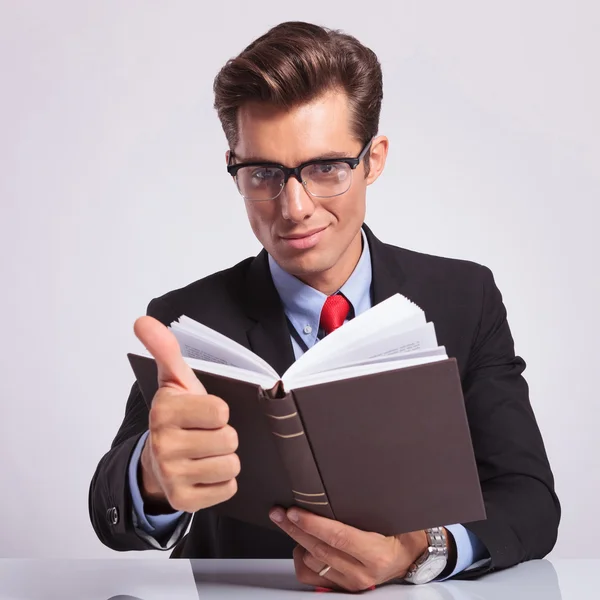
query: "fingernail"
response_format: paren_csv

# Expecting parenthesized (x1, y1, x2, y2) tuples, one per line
(288, 509, 299, 522)
(270, 509, 284, 523)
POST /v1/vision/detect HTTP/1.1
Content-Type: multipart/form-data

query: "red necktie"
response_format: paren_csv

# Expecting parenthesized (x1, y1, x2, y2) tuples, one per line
(319, 293, 351, 336)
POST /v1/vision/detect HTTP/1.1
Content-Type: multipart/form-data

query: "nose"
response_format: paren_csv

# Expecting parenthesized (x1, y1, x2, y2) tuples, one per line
(279, 177, 315, 223)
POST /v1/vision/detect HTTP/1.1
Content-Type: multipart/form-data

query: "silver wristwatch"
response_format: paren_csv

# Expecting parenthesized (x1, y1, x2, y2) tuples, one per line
(404, 527, 449, 585)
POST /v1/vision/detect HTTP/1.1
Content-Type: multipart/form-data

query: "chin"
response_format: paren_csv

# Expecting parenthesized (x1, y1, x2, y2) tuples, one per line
(276, 252, 335, 278)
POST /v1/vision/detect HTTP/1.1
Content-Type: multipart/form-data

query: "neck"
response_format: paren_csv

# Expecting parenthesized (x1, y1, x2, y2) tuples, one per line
(299, 230, 363, 295)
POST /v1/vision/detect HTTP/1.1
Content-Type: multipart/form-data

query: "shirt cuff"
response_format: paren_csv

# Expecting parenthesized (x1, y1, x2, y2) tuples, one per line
(128, 430, 185, 539)
(439, 524, 490, 580)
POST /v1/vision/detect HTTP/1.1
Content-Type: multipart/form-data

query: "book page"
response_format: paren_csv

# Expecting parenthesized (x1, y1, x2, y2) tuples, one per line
(294, 322, 440, 376)
(136, 347, 277, 389)
(169, 317, 277, 378)
(283, 294, 426, 380)
(330, 345, 447, 371)
(183, 355, 277, 389)
(286, 353, 447, 390)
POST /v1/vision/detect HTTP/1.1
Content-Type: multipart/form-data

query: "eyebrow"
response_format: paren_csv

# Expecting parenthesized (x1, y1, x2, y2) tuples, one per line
(233, 150, 353, 164)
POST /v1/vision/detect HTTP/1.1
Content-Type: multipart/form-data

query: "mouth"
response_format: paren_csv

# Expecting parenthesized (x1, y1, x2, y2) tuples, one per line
(280, 226, 329, 250)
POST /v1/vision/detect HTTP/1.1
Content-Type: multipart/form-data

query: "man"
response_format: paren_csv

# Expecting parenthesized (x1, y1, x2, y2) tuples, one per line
(89, 21, 560, 592)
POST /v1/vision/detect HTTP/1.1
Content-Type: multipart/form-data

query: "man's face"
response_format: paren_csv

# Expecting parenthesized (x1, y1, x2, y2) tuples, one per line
(228, 89, 387, 286)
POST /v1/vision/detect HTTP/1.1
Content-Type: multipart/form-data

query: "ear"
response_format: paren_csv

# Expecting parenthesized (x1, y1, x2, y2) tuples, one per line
(365, 135, 389, 186)
(225, 149, 231, 165)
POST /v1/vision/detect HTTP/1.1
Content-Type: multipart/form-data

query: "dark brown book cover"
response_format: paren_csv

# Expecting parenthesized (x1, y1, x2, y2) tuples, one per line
(128, 353, 486, 535)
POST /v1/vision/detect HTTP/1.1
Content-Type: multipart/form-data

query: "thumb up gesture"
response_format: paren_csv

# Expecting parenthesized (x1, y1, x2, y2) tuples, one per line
(133, 316, 240, 513)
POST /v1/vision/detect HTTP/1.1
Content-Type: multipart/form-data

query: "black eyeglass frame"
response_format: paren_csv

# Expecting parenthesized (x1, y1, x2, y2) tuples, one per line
(226, 137, 374, 200)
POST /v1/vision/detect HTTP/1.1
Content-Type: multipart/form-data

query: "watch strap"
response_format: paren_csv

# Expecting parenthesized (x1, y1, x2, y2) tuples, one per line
(404, 527, 449, 584)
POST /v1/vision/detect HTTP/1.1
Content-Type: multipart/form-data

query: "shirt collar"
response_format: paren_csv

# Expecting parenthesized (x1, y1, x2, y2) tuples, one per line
(268, 228, 372, 346)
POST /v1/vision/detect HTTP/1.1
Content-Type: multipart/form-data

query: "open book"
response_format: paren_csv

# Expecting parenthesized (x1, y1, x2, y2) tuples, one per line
(128, 293, 486, 535)
(139, 294, 448, 392)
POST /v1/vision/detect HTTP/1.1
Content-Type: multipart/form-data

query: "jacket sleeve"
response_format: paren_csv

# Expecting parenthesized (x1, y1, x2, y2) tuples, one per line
(88, 297, 191, 551)
(456, 266, 560, 577)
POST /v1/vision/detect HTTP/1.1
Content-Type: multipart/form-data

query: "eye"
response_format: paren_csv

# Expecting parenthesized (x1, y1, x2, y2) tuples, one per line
(308, 163, 339, 176)
(251, 167, 279, 181)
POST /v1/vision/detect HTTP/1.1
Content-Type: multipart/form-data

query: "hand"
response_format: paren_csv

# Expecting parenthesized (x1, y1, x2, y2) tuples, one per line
(269, 507, 433, 592)
(133, 315, 240, 513)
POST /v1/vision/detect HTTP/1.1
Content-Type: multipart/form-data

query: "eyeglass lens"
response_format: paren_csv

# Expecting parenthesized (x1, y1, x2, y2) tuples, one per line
(235, 162, 352, 201)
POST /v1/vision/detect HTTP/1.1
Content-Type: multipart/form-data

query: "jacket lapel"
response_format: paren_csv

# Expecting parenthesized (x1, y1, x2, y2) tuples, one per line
(243, 249, 297, 377)
(362, 223, 412, 306)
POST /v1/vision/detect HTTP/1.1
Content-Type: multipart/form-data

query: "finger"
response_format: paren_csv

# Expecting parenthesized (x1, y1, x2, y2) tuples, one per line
(151, 393, 231, 430)
(292, 545, 344, 592)
(180, 454, 241, 485)
(270, 509, 362, 577)
(134, 315, 206, 393)
(301, 550, 377, 593)
(166, 478, 238, 513)
(301, 548, 328, 576)
(285, 507, 384, 565)
(153, 426, 238, 460)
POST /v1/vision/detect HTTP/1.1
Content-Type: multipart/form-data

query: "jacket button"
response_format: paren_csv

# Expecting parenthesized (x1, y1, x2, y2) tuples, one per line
(107, 507, 119, 525)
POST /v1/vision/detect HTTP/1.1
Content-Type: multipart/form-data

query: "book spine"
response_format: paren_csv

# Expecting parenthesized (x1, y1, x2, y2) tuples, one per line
(258, 388, 335, 520)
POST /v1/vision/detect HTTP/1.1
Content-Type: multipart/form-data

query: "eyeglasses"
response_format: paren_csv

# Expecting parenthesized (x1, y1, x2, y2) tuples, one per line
(226, 138, 373, 202)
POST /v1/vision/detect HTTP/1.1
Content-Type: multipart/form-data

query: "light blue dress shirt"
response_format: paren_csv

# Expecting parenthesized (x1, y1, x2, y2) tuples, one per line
(128, 228, 489, 575)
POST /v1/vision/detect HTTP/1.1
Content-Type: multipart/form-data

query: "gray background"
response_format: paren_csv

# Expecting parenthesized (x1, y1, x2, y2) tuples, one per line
(1, 1, 598, 558)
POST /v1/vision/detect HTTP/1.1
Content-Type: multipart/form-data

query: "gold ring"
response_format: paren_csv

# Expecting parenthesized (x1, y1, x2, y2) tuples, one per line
(318, 565, 332, 577)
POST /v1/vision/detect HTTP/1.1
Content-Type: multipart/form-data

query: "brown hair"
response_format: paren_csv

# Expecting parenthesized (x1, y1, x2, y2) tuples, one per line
(213, 21, 383, 174)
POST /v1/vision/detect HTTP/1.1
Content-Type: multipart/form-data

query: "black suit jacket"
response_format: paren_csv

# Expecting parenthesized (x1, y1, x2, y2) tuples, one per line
(89, 224, 560, 576)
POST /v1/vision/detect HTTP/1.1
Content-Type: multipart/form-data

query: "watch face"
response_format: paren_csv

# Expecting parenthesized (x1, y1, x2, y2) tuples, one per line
(411, 556, 447, 585)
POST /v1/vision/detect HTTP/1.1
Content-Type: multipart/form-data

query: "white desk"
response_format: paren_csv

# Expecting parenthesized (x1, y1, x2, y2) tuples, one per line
(0, 559, 197, 600)
(0, 559, 594, 599)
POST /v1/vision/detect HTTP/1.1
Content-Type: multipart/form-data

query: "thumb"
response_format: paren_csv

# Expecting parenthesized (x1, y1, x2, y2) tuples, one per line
(134, 315, 206, 394)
